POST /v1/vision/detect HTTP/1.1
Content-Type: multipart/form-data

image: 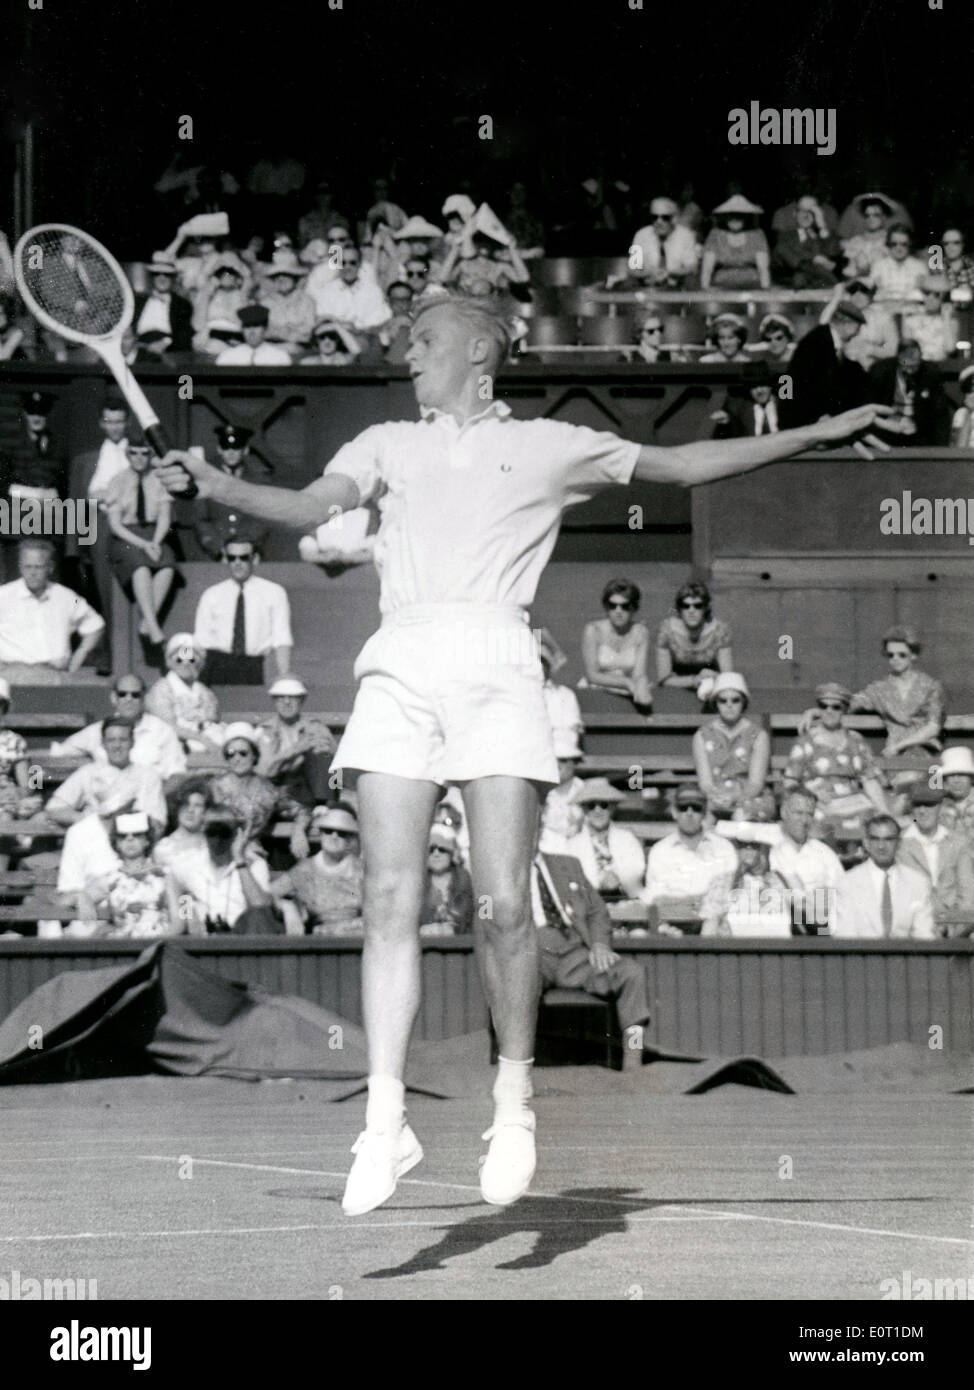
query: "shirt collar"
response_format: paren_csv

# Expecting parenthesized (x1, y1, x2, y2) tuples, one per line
(16, 579, 51, 602)
(420, 400, 512, 429)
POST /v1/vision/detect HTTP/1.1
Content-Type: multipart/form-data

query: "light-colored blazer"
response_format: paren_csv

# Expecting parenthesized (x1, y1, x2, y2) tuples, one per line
(834, 861, 936, 939)
(568, 823, 646, 900)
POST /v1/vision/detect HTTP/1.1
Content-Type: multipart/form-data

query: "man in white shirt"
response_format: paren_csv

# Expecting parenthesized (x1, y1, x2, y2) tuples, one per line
(50, 673, 186, 781)
(835, 814, 935, 939)
(45, 718, 167, 895)
(629, 197, 700, 286)
(0, 541, 105, 681)
(215, 304, 291, 366)
(644, 784, 737, 931)
(166, 809, 273, 934)
(868, 226, 927, 302)
(306, 244, 390, 333)
(194, 537, 292, 684)
(82, 400, 131, 501)
(568, 778, 646, 900)
(769, 790, 845, 933)
(158, 293, 890, 1217)
(897, 784, 974, 928)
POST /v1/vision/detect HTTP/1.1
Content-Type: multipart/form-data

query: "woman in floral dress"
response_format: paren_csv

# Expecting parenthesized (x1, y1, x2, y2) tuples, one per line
(692, 672, 770, 819)
(783, 682, 888, 833)
(77, 811, 173, 938)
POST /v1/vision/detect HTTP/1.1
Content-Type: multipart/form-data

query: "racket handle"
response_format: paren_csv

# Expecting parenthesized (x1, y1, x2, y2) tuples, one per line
(145, 423, 198, 500)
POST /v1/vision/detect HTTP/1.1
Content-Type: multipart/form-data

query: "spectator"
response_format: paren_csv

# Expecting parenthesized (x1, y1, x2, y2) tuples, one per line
(0, 676, 43, 870)
(50, 673, 186, 782)
(772, 196, 841, 288)
(256, 253, 316, 354)
(269, 801, 363, 936)
(191, 253, 251, 356)
(768, 790, 845, 934)
(831, 626, 945, 760)
(296, 178, 350, 248)
(537, 628, 583, 752)
(76, 811, 173, 939)
(700, 313, 750, 363)
(441, 193, 478, 252)
(949, 365, 974, 447)
(132, 254, 193, 354)
(209, 722, 289, 850)
(700, 195, 770, 290)
(4, 393, 66, 546)
(402, 256, 432, 299)
(901, 275, 958, 362)
(436, 205, 530, 294)
(938, 747, 974, 840)
(839, 190, 910, 241)
(215, 304, 291, 365)
(716, 823, 792, 937)
(711, 372, 782, 438)
(655, 580, 733, 697)
(153, 775, 211, 869)
(301, 318, 361, 365)
(45, 717, 167, 901)
(692, 672, 770, 820)
(630, 309, 681, 364)
(783, 681, 887, 834)
(377, 284, 413, 363)
(834, 814, 935, 939)
(257, 676, 336, 820)
(840, 194, 899, 276)
(580, 577, 653, 710)
(72, 397, 130, 503)
(388, 217, 445, 283)
(193, 425, 269, 560)
(541, 729, 586, 847)
(941, 227, 974, 293)
(755, 313, 795, 365)
(643, 783, 737, 935)
(304, 225, 356, 301)
(0, 540, 105, 683)
(786, 300, 868, 425)
(0, 295, 26, 360)
(867, 338, 950, 445)
(166, 807, 277, 935)
(533, 825, 651, 1069)
(868, 225, 927, 302)
(629, 197, 700, 286)
(504, 182, 545, 257)
(145, 632, 223, 754)
(822, 280, 898, 368)
(568, 778, 645, 900)
(364, 177, 408, 239)
(194, 537, 292, 684)
(898, 785, 974, 931)
(306, 243, 391, 333)
(772, 184, 840, 237)
(419, 824, 474, 935)
(103, 435, 177, 647)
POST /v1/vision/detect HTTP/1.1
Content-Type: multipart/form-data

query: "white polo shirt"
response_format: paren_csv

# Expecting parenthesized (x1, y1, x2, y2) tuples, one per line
(194, 575, 292, 656)
(167, 848, 270, 927)
(324, 402, 640, 615)
(53, 712, 187, 780)
(0, 579, 105, 667)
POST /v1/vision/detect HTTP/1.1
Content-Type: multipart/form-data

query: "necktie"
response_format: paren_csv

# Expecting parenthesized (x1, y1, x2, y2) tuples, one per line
(534, 863, 565, 932)
(231, 584, 247, 656)
(755, 405, 765, 436)
(880, 871, 893, 935)
(135, 475, 147, 526)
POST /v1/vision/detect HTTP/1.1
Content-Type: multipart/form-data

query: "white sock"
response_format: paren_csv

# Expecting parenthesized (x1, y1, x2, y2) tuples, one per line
(493, 1055, 534, 1122)
(365, 1074, 405, 1133)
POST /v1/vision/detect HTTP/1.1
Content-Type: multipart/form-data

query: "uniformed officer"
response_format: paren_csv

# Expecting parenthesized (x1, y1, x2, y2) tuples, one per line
(192, 424, 269, 560)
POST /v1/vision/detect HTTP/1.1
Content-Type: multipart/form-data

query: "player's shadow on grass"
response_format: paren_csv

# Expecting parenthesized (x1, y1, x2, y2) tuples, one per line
(361, 1186, 656, 1277)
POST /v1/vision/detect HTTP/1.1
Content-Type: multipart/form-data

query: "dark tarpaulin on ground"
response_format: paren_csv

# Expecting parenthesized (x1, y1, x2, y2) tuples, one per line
(0, 942, 970, 1096)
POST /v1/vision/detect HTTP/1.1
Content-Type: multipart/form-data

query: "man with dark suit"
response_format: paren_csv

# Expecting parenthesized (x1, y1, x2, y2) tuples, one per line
(533, 833, 651, 1068)
(867, 338, 950, 446)
(132, 254, 193, 354)
(192, 424, 269, 560)
(1, 392, 67, 581)
(711, 375, 783, 438)
(834, 813, 936, 938)
(787, 301, 869, 426)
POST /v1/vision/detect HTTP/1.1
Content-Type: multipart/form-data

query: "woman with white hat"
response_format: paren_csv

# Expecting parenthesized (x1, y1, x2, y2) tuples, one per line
(419, 823, 474, 935)
(782, 682, 888, 834)
(145, 634, 224, 755)
(258, 677, 336, 815)
(716, 821, 791, 937)
(76, 811, 173, 938)
(567, 777, 645, 900)
(209, 722, 286, 849)
(937, 747, 974, 838)
(692, 672, 770, 819)
(700, 195, 770, 290)
(540, 728, 586, 847)
(950, 366, 974, 447)
(901, 275, 957, 363)
(700, 312, 750, 363)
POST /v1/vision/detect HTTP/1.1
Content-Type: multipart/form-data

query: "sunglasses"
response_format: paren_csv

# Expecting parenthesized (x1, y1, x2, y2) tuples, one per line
(115, 689, 143, 698)
(641, 326, 663, 334)
(716, 694, 743, 704)
(320, 826, 355, 839)
(428, 844, 451, 854)
(817, 701, 845, 711)
(405, 270, 427, 279)
(585, 801, 613, 810)
(677, 803, 704, 813)
(224, 746, 254, 759)
(680, 600, 704, 609)
(226, 553, 253, 562)
(607, 600, 632, 610)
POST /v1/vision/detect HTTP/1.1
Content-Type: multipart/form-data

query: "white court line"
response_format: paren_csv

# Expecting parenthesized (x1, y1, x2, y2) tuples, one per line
(662, 1205, 974, 1248)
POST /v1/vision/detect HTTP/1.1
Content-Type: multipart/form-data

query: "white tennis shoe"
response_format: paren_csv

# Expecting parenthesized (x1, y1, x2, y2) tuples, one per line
(341, 1122, 424, 1216)
(479, 1110, 537, 1206)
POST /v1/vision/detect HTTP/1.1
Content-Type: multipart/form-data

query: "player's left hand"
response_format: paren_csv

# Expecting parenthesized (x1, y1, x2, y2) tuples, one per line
(589, 943, 619, 973)
(812, 404, 895, 459)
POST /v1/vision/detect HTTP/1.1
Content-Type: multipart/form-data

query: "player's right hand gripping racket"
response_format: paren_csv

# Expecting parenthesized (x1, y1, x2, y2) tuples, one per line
(13, 223, 197, 497)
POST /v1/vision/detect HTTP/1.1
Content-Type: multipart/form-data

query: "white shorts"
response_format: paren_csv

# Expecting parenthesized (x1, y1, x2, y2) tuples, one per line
(333, 603, 558, 787)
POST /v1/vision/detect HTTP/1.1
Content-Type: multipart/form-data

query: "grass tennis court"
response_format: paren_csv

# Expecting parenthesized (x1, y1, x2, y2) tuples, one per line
(1, 1077, 970, 1300)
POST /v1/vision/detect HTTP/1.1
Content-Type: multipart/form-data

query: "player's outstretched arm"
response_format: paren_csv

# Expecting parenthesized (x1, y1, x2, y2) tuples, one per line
(632, 404, 895, 488)
(156, 450, 361, 529)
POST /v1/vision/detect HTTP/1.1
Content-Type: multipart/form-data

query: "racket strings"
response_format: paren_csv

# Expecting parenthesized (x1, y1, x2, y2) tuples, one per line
(18, 230, 127, 338)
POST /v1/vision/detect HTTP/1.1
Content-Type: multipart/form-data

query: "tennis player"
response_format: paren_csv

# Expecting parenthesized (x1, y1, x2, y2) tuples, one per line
(158, 295, 890, 1216)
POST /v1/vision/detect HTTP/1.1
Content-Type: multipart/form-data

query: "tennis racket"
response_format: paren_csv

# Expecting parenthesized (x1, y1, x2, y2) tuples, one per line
(13, 223, 197, 497)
